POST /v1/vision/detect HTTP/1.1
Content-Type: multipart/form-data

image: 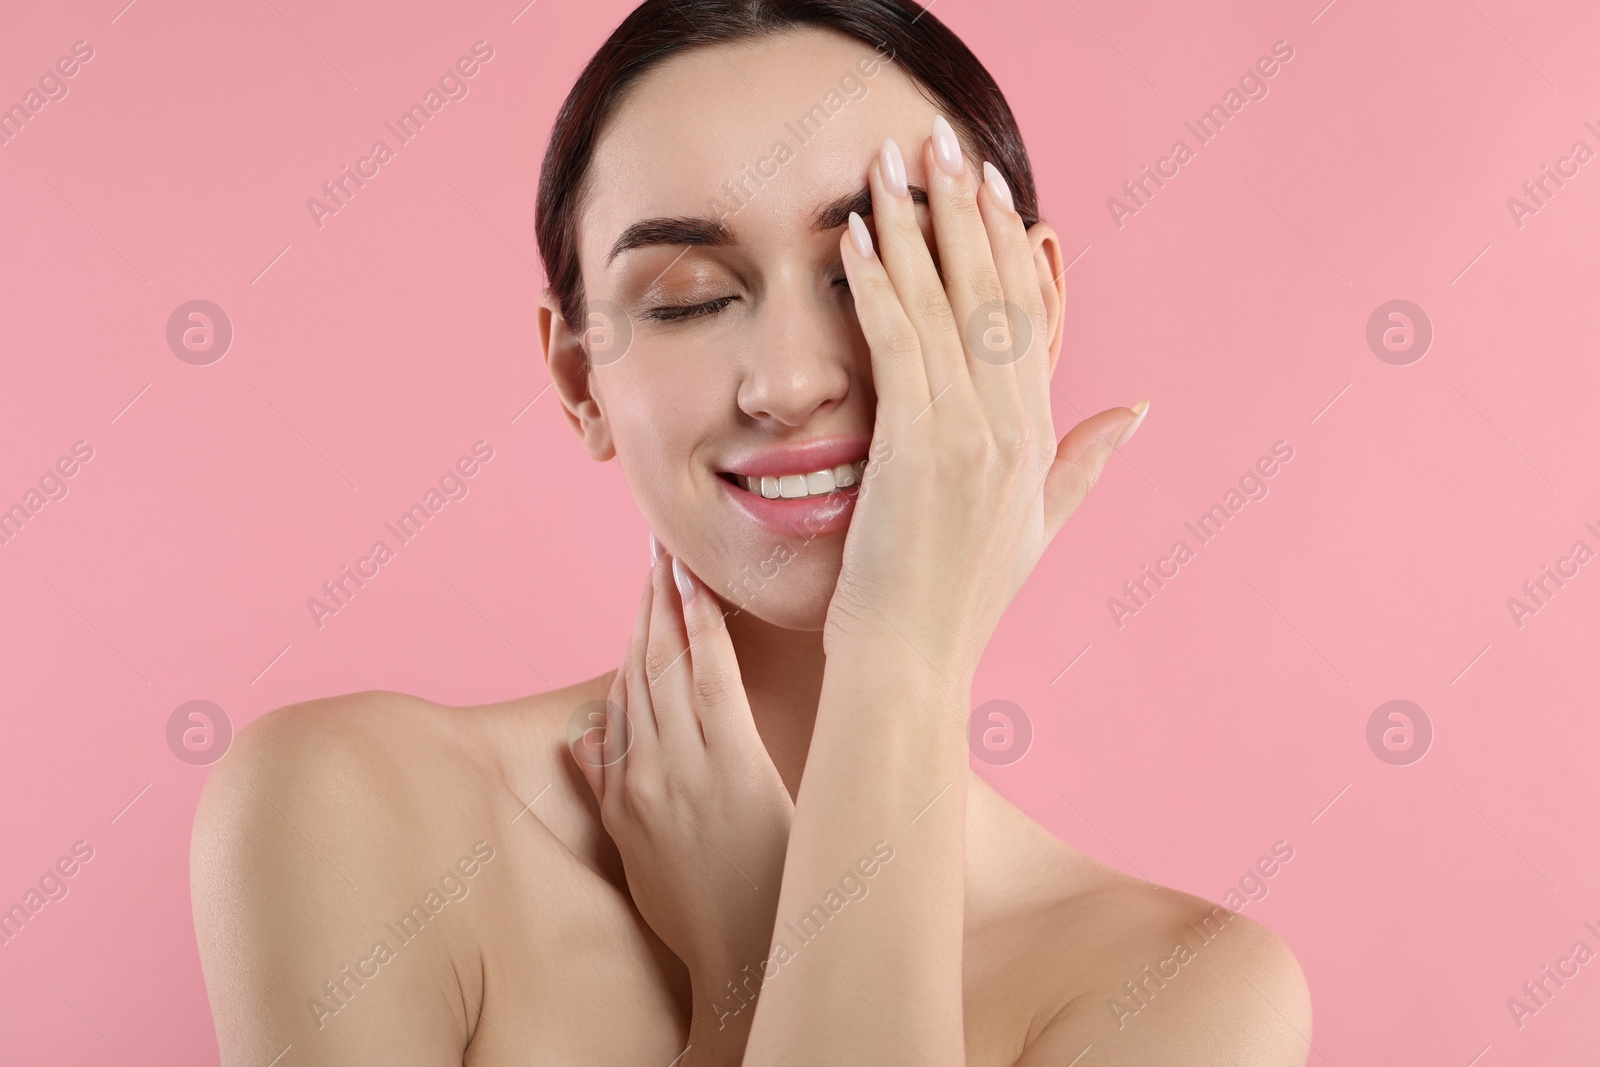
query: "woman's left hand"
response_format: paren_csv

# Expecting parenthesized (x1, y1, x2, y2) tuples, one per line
(824, 117, 1147, 680)
(570, 543, 794, 1039)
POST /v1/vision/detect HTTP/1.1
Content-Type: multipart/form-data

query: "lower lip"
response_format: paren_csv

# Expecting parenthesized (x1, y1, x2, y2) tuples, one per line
(717, 474, 860, 538)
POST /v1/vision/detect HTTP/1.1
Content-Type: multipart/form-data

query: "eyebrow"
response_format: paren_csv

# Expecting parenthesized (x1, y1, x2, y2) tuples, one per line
(605, 183, 930, 267)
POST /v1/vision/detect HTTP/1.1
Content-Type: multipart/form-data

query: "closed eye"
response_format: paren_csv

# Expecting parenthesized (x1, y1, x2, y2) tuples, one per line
(645, 296, 738, 322)
(644, 277, 851, 324)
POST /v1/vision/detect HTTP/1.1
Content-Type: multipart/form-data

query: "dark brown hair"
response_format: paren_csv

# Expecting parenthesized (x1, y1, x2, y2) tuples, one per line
(534, 0, 1041, 337)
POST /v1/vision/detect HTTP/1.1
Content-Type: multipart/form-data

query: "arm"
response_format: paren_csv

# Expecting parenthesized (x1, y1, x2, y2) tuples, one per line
(738, 646, 972, 1065)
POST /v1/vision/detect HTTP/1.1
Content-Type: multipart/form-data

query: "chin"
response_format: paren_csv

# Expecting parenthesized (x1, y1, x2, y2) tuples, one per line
(724, 597, 829, 632)
(713, 552, 840, 631)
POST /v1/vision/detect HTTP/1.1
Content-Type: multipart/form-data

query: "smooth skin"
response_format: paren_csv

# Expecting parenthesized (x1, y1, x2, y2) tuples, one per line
(191, 29, 1311, 1067)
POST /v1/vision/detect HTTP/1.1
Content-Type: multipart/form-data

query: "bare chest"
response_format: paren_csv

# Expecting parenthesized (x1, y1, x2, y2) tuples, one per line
(459, 827, 1054, 1067)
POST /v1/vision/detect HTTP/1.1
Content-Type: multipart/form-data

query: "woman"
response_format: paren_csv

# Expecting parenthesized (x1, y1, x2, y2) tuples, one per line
(191, 2, 1312, 1063)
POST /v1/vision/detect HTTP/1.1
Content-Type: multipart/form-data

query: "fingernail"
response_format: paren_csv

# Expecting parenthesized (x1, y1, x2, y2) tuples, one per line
(649, 530, 662, 563)
(848, 211, 875, 259)
(1115, 399, 1150, 448)
(672, 556, 697, 601)
(932, 114, 965, 177)
(880, 136, 908, 197)
(982, 161, 1014, 212)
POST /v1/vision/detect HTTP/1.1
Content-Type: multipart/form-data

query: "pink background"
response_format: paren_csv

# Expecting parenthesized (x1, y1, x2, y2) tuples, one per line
(2, 0, 1597, 1062)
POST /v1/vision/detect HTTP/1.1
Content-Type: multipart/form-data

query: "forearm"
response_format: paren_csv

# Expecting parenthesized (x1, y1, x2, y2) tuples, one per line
(741, 645, 971, 1066)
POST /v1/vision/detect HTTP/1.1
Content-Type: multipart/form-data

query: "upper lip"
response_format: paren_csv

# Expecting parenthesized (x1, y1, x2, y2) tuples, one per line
(720, 434, 872, 479)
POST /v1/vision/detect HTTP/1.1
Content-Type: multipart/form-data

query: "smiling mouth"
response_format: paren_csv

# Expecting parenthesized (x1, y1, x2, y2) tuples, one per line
(719, 460, 866, 500)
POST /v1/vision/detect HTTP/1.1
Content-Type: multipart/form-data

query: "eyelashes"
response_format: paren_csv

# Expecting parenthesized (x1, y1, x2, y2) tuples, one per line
(645, 276, 852, 323)
(646, 295, 738, 323)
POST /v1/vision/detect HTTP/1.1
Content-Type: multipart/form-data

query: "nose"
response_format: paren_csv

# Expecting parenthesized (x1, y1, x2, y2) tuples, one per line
(734, 284, 861, 427)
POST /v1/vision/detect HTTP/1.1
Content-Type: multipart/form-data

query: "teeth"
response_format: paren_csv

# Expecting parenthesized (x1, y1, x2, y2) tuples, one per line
(737, 461, 865, 499)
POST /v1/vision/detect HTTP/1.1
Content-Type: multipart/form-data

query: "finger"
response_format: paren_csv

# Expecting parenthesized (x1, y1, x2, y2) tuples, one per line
(568, 679, 608, 804)
(843, 210, 928, 426)
(598, 666, 630, 823)
(596, 664, 631, 801)
(616, 563, 659, 778)
(870, 135, 970, 409)
(1042, 403, 1147, 542)
(624, 568, 659, 745)
(645, 551, 704, 750)
(975, 157, 1053, 440)
(572, 573, 648, 800)
(670, 555, 758, 754)
(918, 119, 1022, 424)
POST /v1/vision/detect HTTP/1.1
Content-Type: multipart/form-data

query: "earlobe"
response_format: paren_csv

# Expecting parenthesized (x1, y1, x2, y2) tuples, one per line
(539, 290, 617, 462)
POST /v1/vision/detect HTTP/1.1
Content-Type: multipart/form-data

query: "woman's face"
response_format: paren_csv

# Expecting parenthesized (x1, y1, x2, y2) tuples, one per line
(544, 29, 1059, 632)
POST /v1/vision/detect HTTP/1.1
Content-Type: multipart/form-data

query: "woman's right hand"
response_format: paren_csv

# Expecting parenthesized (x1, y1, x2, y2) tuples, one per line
(569, 538, 794, 1047)
(822, 128, 1144, 681)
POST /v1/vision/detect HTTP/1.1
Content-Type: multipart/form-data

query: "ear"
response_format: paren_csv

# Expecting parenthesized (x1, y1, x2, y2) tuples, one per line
(539, 287, 615, 462)
(1025, 221, 1067, 381)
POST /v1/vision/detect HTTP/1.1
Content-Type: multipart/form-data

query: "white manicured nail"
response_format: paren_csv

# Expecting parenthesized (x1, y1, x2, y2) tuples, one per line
(983, 161, 1014, 211)
(672, 556, 696, 601)
(932, 114, 964, 176)
(1115, 399, 1150, 448)
(848, 211, 875, 259)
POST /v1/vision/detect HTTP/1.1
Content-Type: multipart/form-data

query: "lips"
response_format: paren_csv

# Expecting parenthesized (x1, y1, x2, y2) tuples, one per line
(716, 434, 870, 539)
(716, 472, 860, 538)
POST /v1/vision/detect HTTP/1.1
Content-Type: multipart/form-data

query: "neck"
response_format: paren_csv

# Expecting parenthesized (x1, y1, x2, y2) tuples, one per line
(721, 595, 826, 801)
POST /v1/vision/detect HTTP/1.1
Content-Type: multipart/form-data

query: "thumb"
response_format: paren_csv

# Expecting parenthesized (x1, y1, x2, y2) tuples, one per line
(566, 666, 624, 805)
(1042, 399, 1148, 542)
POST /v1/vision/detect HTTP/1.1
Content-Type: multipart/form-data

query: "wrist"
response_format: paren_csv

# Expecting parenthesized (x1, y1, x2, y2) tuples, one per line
(687, 963, 761, 1065)
(822, 639, 974, 729)
(828, 630, 972, 687)
(824, 593, 987, 687)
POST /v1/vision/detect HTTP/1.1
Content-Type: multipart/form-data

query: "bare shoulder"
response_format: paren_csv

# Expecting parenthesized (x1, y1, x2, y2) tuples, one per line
(968, 780, 1311, 1066)
(191, 681, 585, 839)
(191, 690, 487, 875)
(1045, 878, 1311, 1059)
(188, 688, 552, 1066)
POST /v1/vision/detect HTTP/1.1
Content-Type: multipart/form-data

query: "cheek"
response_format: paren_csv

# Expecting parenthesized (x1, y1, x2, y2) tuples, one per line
(614, 421, 689, 490)
(603, 384, 708, 504)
